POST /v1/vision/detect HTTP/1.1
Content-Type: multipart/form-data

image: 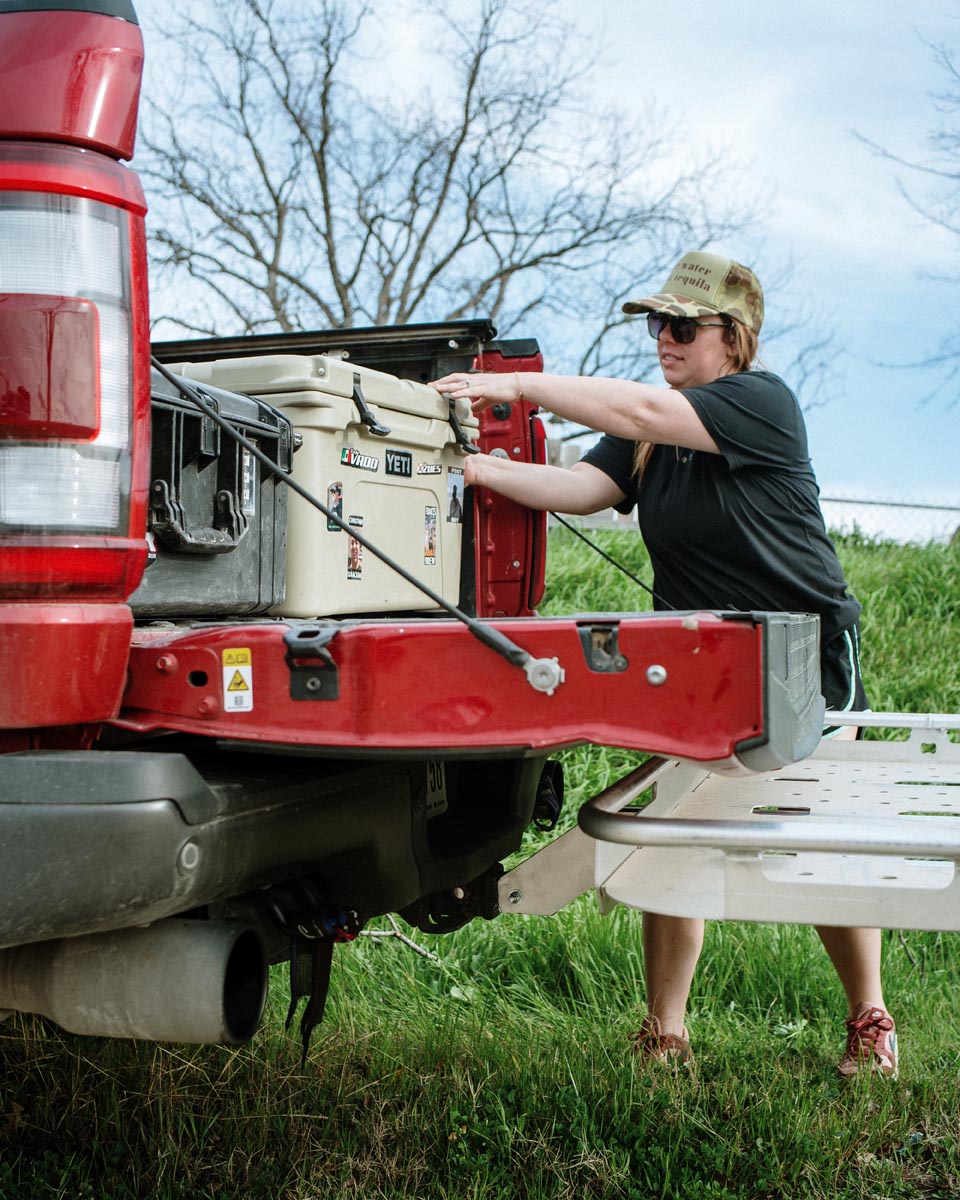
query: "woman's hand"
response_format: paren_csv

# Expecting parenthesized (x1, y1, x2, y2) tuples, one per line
(429, 371, 522, 415)
(463, 453, 484, 488)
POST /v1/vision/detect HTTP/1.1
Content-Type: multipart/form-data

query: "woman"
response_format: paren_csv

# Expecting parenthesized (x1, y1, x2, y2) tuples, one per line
(430, 251, 897, 1079)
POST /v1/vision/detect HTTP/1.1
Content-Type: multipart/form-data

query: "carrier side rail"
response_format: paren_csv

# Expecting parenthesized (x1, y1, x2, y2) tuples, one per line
(578, 813, 960, 859)
(579, 712, 960, 857)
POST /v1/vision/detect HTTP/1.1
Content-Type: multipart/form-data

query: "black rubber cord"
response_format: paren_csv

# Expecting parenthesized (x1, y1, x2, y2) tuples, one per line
(149, 357, 533, 668)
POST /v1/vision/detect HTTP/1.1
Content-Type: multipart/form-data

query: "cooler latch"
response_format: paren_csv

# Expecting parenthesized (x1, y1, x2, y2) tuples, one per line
(352, 373, 391, 437)
(283, 624, 340, 700)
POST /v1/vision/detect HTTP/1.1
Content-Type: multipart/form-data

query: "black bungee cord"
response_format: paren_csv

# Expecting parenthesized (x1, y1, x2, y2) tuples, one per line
(548, 511, 675, 610)
(149, 357, 564, 693)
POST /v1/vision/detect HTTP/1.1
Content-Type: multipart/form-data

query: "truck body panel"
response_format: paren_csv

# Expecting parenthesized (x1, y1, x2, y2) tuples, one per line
(0, 3, 143, 161)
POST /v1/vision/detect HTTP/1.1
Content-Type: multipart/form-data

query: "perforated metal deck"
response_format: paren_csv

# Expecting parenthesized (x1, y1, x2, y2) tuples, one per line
(499, 715, 960, 931)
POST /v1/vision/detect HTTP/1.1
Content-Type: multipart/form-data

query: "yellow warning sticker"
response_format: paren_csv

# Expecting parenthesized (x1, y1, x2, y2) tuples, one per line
(227, 670, 249, 692)
(221, 648, 253, 711)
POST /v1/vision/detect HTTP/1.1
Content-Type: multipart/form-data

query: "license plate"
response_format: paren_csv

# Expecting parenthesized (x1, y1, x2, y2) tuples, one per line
(425, 760, 448, 817)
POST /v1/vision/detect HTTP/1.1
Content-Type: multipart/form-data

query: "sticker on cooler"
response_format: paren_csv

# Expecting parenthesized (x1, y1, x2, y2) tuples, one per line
(222, 647, 254, 711)
(447, 467, 464, 524)
(326, 481, 343, 532)
(386, 449, 412, 477)
(347, 527, 363, 579)
(424, 505, 437, 565)
(341, 447, 379, 472)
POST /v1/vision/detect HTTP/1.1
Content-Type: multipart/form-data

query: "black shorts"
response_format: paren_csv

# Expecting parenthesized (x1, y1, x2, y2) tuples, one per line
(821, 622, 869, 738)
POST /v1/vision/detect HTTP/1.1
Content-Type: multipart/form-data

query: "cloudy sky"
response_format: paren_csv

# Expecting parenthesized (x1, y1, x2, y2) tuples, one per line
(138, 1, 960, 510)
(549, 0, 959, 506)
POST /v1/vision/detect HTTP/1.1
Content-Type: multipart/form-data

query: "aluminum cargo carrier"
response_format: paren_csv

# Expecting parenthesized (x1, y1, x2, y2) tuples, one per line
(500, 712, 960, 931)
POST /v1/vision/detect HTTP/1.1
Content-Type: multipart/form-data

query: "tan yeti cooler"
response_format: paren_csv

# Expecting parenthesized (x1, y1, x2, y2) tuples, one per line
(170, 354, 478, 617)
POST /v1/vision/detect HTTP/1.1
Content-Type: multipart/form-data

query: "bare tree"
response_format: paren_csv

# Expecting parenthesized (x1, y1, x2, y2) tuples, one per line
(856, 27, 960, 396)
(138, 0, 757, 377)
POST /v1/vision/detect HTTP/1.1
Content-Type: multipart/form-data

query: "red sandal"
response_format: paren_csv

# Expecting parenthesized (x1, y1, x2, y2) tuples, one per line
(629, 1015, 692, 1065)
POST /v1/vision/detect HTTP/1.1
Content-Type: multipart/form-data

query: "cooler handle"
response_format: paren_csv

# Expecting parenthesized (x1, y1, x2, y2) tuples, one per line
(352, 374, 391, 436)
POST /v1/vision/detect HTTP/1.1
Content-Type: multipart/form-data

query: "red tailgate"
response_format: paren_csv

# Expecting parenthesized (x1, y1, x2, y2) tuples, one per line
(115, 612, 764, 763)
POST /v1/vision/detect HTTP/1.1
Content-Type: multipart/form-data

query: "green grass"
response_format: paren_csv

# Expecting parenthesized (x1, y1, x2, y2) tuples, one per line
(2, 531, 959, 1199)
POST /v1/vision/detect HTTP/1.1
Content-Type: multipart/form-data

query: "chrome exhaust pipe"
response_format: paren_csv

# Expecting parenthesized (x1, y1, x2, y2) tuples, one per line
(0, 920, 267, 1045)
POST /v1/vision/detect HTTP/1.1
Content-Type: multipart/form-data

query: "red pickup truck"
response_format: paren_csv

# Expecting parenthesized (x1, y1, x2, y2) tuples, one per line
(0, 0, 822, 1052)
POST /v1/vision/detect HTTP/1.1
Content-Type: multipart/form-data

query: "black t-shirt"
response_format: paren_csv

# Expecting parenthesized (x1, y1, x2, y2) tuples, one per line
(580, 370, 861, 641)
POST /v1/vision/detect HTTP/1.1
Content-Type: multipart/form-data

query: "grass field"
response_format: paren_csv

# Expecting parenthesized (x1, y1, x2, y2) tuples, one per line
(1, 530, 959, 1200)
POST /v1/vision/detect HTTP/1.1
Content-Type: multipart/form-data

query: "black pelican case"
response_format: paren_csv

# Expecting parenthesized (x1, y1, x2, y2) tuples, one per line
(128, 368, 294, 617)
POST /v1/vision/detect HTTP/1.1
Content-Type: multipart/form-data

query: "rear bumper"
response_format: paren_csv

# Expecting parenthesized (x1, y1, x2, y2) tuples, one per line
(0, 603, 132, 728)
(0, 610, 821, 949)
(0, 748, 543, 949)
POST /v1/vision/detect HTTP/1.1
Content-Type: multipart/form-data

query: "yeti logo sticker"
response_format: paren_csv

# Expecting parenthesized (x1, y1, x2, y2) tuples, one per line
(341, 447, 379, 472)
(385, 449, 412, 477)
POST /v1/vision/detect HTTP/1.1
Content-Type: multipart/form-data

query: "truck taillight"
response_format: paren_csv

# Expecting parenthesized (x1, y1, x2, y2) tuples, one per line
(0, 144, 150, 600)
(0, 1, 148, 730)
(1, 193, 127, 531)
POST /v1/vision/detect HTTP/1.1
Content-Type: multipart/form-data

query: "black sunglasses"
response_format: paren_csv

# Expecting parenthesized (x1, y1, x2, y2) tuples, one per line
(646, 312, 730, 344)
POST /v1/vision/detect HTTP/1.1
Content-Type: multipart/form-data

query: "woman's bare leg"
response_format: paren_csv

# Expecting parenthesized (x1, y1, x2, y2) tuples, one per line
(642, 911, 704, 1037)
(815, 727, 887, 1016)
(815, 925, 886, 1016)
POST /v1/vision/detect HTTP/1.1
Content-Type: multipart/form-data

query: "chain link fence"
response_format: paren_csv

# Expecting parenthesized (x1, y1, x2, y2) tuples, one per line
(819, 496, 959, 545)
(547, 438, 959, 544)
(549, 497, 959, 544)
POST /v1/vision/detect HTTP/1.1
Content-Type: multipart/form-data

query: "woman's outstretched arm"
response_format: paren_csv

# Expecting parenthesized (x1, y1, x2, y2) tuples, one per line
(464, 455, 626, 516)
(432, 371, 719, 453)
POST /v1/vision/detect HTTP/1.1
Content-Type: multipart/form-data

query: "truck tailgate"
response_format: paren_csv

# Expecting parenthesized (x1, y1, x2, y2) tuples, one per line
(115, 610, 822, 771)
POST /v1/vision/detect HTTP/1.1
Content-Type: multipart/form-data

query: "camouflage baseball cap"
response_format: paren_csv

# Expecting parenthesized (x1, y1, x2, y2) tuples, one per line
(622, 251, 764, 334)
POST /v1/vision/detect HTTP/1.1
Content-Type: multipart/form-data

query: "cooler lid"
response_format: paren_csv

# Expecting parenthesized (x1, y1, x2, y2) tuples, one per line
(173, 353, 476, 428)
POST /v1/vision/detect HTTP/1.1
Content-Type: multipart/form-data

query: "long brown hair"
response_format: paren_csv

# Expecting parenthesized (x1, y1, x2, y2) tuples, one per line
(632, 317, 758, 479)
